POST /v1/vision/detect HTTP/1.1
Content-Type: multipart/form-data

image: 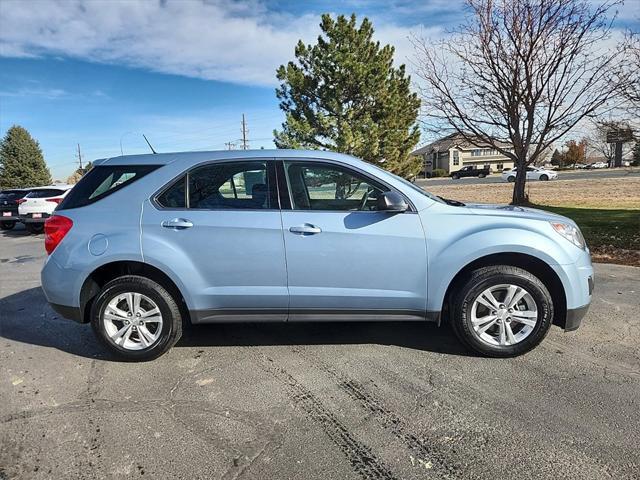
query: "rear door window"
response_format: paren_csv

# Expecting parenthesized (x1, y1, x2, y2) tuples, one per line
(188, 161, 275, 209)
(155, 161, 277, 210)
(58, 165, 159, 210)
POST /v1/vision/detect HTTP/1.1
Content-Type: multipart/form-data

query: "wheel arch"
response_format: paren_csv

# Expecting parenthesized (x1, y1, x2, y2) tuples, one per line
(440, 252, 567, 329)
(79, 260, 191, 325)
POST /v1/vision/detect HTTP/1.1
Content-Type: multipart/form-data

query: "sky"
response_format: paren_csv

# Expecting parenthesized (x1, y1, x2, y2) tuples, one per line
(0, 0, 638, 180)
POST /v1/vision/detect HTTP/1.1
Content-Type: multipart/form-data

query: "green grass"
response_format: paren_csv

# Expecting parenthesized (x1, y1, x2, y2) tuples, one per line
(536, 206, 640, 250)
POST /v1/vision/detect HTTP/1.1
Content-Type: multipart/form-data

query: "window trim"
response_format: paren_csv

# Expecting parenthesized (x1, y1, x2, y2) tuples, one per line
(278, 158, 416, 213)
(152, 157, 416, 213)
(152, 158, 279, 212)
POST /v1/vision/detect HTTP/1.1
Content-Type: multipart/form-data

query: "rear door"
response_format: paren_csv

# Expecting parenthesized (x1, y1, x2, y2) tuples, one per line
(278, 159, 428, 321)
(142, 159, 289, 322)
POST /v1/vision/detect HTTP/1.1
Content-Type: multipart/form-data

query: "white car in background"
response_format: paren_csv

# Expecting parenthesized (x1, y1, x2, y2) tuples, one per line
(501, 166, 558, 183)
(588, 161, 608, 169)
(18, 185, 73, 234)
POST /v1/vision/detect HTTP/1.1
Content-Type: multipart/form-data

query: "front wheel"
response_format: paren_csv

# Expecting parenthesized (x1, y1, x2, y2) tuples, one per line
(540, 174, 549, 181)
(478, 173, 486, 178)
(451, 174, 459, 180)
(91, 275, 183, 361)
(450, 266, 553, 357)
(1, 221, 16, 230)
(507, 176, 515, 183)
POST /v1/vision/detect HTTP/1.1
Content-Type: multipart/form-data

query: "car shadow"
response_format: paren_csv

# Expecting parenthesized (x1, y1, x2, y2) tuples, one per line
(0, 287, 473, 361)
(0, 222, 32, 238)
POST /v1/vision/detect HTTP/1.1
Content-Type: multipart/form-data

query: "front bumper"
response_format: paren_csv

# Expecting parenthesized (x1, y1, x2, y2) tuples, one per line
(552, 250, 593, 331)
(565, 303, 590, 331)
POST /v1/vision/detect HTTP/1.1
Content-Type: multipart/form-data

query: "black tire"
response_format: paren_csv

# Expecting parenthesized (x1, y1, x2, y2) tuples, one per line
(0, 221, 15, 230)
(26, 223, 44, 234)
(91, 275, 183, 361)
(450, 265, 553, 357)
(507, 176, 515, 183)
(478, 174, 486, 178)
(540, 174, 549, 181)
(452, 174, 459, 180)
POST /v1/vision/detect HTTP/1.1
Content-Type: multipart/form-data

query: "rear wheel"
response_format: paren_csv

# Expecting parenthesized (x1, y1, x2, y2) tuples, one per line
(450, 266, 553, 357)
(452, 174, 460, 180)
(507, 176, 515, 183)
(478, 173, 486, 178)
(0, 221, 15, 230)
(26, 223, 44, 234)
(540, 174, 549, 181)
(91, 275, 183, 361)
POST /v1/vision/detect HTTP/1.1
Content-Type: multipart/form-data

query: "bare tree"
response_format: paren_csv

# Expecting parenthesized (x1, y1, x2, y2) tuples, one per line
(621, 29, 640, 115)
(414, 0, 628, 204)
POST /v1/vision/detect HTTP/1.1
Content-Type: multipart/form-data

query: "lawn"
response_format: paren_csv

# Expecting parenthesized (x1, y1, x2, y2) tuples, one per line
(535, 206, 640, 265)
(424, 177, 640, 266)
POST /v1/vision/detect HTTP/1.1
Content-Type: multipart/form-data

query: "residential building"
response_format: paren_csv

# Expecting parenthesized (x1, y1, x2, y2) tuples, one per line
(411, 133, 516, 176)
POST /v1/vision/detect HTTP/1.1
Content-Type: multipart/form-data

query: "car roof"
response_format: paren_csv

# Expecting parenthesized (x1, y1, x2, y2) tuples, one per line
(95, 149, 366, 167)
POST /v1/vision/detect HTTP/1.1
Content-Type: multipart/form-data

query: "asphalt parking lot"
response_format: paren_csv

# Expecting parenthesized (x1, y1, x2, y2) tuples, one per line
(1, 225, 639, 480)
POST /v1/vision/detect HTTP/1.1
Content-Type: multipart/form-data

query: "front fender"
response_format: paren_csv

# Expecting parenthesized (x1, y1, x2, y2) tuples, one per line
(425, 225, 576, 313)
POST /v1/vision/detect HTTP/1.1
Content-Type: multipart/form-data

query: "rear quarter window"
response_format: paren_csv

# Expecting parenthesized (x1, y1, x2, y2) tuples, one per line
(58, 165, 160, 210)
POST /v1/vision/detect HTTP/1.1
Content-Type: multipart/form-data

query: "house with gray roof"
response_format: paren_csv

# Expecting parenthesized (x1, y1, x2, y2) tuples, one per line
(411, 133, 515, 177)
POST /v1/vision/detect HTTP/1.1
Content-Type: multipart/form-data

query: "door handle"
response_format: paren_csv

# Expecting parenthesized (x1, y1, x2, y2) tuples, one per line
(161, 218, 193, 230)
(289, 224, 322, 235)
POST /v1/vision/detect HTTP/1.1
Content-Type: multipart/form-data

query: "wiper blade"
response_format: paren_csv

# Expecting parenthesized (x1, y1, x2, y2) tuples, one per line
(438, 196, 466, 207)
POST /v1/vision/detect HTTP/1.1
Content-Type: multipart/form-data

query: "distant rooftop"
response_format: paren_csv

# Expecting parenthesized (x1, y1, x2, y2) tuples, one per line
(412, 133, 512, 155)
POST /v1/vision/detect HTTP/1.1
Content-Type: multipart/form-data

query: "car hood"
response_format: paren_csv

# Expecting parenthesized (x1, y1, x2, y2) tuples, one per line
(461, 203, 571, 223)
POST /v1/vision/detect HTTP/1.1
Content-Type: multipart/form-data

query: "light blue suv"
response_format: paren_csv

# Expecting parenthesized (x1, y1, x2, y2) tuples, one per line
(41, 150, 593, 360)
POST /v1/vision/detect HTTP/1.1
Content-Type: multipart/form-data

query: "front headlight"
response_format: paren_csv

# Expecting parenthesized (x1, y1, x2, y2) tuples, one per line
(550, 222, 586, 249)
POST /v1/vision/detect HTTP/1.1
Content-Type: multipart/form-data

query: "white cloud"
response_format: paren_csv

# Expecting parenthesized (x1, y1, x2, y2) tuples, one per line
(0, 0, 436, 87)
(0, 86, 69, 99)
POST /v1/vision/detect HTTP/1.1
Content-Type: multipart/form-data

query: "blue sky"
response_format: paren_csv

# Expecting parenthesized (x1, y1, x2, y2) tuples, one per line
(0, 0, 637, 180)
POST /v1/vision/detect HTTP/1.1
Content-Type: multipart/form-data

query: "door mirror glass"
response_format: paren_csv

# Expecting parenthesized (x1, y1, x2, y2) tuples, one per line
(377, 191, 408, 212)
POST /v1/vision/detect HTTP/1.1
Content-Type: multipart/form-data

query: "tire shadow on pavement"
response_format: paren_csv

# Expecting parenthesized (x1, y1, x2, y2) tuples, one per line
(0, 287, 473, 360)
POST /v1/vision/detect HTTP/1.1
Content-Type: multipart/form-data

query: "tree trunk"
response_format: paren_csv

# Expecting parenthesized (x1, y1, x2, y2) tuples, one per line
(511, 164, 528, 205)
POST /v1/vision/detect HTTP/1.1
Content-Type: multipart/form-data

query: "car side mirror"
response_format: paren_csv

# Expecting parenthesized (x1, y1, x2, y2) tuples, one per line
(377, 191, 408, 212)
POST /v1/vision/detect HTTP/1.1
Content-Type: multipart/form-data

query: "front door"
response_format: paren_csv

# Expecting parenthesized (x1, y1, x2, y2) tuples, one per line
(279, 160, 428, 321)
(142, 159, 289, 322)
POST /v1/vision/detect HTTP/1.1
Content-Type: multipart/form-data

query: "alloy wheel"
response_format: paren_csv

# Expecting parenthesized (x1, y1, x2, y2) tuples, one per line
(102, 292, 163, 350)
(470, 284, 538, 347)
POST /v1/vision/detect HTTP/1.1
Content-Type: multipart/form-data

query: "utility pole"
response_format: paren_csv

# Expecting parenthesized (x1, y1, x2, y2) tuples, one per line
(241, 114, 249, 150)
(224, 141, 236, 150)
(76, 143, 83, 171)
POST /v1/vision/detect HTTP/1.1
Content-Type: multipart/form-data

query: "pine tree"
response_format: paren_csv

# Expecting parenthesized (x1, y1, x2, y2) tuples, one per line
(0, 125, 51, 188)
(274, 14, 421, 178)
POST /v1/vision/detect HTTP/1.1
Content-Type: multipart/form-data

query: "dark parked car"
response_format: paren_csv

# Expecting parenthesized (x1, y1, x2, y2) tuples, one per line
(450, 165, 490, 179)
(0, 188, 31, 230)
